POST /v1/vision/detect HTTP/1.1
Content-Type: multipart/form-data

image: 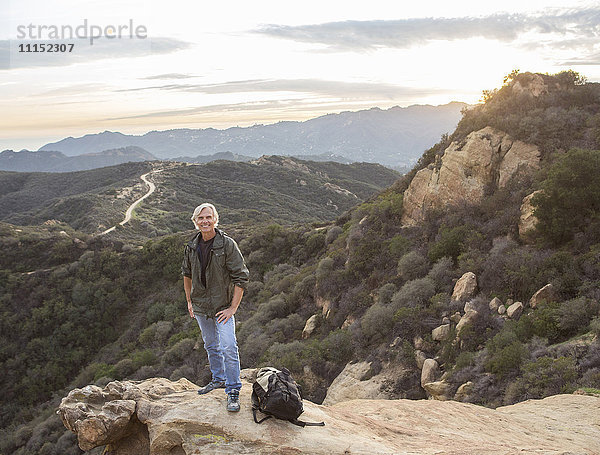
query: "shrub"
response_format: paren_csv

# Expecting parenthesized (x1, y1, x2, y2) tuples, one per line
(361, 304, 395, 344)
(427, 257, 455, 293)
(377, 283, 397, 305)
(428, 225, 471, 263)
(397, 251, 429, 281)
(517, 356, 577, 400)
(325, 226, 343, 245)
(485, 329, 526, 379)
(390, 277, 436, 310)
(533, 148, 600, 246)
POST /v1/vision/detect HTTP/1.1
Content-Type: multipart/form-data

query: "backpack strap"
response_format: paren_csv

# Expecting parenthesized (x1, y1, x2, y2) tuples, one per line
(252, 407, 273, 424)
(290, 418, 325, 427)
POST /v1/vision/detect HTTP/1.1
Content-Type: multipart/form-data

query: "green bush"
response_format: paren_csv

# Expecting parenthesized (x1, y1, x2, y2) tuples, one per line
(533, 149, 600, 246)
(397, 251, 429, 281)
(361, 304, 395, 344)
(485, 329, 526, 378)
(428, 225, 471, 263)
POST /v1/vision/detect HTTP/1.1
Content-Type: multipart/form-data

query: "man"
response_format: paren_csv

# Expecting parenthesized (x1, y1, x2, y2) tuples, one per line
(182, 203, 249, 412)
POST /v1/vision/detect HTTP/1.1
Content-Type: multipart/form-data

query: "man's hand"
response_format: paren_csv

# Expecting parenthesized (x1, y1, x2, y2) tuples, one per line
(187, 301, 194, 318)
(216, 306, 236, 324)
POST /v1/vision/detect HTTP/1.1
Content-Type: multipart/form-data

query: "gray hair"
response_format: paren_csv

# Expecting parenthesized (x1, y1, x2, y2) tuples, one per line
(191, 203, 219, 229)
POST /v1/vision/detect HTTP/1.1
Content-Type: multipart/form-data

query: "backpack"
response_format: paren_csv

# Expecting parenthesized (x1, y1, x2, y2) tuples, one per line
(251, 367, 325, 427)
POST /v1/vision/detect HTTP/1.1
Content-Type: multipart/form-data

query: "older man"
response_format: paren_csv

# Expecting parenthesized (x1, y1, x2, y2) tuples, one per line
(182, 203, 249, 412)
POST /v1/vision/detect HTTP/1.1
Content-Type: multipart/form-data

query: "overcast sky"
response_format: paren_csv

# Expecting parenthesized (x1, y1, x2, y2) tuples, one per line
(1, 0, 598, 150)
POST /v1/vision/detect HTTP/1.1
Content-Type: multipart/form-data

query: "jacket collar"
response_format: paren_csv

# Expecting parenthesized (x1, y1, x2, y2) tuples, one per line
(188, 228, 225, 249)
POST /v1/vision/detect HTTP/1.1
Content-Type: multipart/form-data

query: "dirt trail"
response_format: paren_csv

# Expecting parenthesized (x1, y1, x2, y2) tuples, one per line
(100, 169, 162, 235)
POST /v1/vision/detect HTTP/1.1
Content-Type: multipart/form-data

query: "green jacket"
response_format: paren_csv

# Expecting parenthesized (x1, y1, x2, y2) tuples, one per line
(181, 228, 249, 317)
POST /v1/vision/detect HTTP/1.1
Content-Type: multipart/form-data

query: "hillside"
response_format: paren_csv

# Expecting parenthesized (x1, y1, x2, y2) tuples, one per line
(38, 102, 467, 166)
(0, 147, 157, 173)
(0, 157, 399, 240)
(2, 71, 600, 454)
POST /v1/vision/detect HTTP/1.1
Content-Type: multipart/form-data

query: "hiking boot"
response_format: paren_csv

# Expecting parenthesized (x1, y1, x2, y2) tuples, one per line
(226, 391, 240, 412)
(197, 380, 225, 395)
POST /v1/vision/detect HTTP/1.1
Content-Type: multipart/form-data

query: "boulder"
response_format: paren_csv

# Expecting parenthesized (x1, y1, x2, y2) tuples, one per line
(530, 283, 556, 309)
(454, 381, 473, 402)
(450, 312, 462, 323)
(323, 361, 417, 405)
(452, 272, 478, 301)
(519, 190, 542, 243)
(421, 359, 440, 387)
(302, 314, 319, 339)
(423, 380, 454, 401)
(456, 310, 479, 336)
(432, 324, 451, 341)
(58, 378, 600, 455)
(498, 305, 507, 315)
(415, 350, 428, 370)
(507, 301, 524, 319)
(489, 297, 502, 312)
(401, 127, 540, 226)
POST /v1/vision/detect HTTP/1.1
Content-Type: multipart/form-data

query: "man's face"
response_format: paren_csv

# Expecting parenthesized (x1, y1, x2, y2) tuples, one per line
(195, 207, 216, 233)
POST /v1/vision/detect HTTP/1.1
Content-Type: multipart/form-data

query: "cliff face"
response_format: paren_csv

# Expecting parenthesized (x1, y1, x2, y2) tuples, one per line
(58, 377, 600, 455)
(401, 126, 541, 226)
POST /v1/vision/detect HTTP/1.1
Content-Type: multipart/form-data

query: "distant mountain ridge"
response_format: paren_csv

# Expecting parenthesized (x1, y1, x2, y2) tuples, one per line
(38, 102, 467, 166)
(0, 146, 156, 172)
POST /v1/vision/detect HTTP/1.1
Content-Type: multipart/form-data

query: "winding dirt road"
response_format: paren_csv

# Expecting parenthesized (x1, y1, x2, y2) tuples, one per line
(100, 169, 162, 235)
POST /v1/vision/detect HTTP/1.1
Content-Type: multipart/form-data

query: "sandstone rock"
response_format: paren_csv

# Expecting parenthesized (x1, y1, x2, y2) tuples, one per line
(519, 190, 542, 243)
(454, 381, 473, 402)
(302, 314, 319, 339)
(498, 305, 507, 315)
(423, 380, 454, 401)
(530, 283, 556, 309)
(341, 315, 356, 330)
(511, 72, 549, 97)
(59, 378, 600, 455)
(450, 312, 462, 323)
(323, 361, 413, 405)
(401, 127, 540, 226)
(464, 299, 480, 313)
(415, 350, 428, 370)
(442, 316, 451, 324)
(456, 310, 479, 336)
(316, 296, 332, 318)
(432, 324, 451, 341)
(507, 301, 524, 319)
(421, 359, 440, 387)
(414, 336, 426, 351)
(452, 272, 478, 301)
(489, 297, 502, 312)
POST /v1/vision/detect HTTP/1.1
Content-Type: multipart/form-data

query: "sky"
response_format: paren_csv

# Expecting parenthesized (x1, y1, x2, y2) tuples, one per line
(0, 0, 599, 151)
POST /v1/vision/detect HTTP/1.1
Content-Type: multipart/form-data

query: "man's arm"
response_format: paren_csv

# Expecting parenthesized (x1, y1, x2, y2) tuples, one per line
(184, 276, 194, 318)
(216, 285, 244, 324)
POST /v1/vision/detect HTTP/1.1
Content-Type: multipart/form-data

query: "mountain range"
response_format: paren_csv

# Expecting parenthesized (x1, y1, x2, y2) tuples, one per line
(36, 102, 467, 167)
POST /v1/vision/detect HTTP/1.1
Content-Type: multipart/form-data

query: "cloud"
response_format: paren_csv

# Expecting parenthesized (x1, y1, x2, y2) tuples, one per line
(141, 73, 196, 80)
(116, 78, 449, 100)
(0, 37, 192, 70)
(253, 8, 600, 51)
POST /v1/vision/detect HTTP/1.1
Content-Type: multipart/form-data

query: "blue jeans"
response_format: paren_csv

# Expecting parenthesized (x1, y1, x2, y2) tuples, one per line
(194, 313, 242, 394)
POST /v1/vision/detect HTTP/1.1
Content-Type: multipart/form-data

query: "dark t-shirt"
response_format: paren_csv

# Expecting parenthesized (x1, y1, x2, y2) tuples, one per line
(196, 236, 215, 288)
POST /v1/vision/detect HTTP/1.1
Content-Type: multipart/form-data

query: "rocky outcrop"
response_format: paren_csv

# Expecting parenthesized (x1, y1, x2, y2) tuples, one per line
(402, 127, 541, 226)
(323, 361, 419, 405)
(59, 378, 600, 455)
(519, 190, 542, 243)
(452, 272, 478, 301)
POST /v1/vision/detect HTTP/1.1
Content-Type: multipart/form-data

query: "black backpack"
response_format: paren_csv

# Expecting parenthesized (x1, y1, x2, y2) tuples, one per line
(251, 367, 325, 427)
